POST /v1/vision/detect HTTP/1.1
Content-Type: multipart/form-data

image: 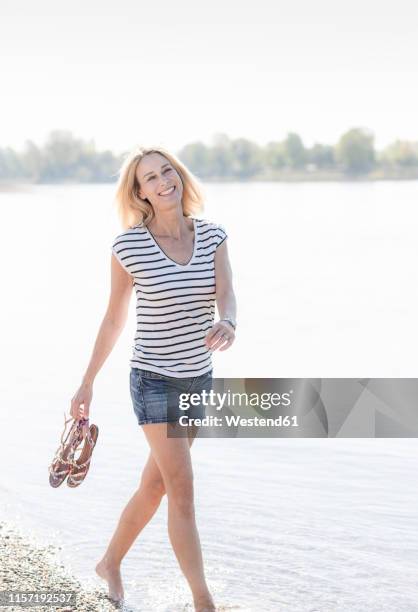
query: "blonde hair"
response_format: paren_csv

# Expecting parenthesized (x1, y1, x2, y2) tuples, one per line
(113, 145, 206, 229)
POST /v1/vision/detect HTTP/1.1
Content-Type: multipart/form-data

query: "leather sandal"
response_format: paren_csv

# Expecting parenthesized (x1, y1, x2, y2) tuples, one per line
(66, 422, 99, 488)
(48, 413, 86, 488)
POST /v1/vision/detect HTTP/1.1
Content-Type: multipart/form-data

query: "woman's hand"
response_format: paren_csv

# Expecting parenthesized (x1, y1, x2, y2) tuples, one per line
(205, 320, 235, 352)
(70, 382, 93, 420)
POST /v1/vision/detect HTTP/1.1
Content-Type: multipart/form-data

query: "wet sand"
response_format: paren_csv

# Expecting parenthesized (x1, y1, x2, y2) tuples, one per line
(0, 521, 240, 612)
(0, 521, 120, 611)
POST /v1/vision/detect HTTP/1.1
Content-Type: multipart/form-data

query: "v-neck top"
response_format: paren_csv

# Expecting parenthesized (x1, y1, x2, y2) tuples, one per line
(144, 218, 197, 267)
(111, 217, 228, 377)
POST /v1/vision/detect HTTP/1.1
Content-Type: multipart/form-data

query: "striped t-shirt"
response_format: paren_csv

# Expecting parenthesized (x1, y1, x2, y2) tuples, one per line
(111, 217, 228, 377)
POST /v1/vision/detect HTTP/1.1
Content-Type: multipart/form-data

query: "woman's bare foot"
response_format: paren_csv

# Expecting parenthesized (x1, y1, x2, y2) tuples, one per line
(193, 592, 216, 611)
(95, 558, 124, 603)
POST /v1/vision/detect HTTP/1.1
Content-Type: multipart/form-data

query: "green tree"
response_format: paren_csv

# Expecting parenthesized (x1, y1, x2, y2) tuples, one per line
(283, 132, 306, 168)
(230, 138, 262, 178)
(207, 133, 235, 179)
(40, 131, 118, 182)
(380, 139, 418, 167)
(22, 140, 44, 181)
(177, 142, 212, 178)
(335, 128, 375, 174)
(41, 130, 88, 181)
(264, 141, 286, 169)
(308, 143, 335, 168)
(0, 147, 26, 179)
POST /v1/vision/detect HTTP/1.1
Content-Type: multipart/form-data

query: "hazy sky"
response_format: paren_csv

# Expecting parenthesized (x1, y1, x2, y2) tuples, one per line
(1, 0, 417, 154)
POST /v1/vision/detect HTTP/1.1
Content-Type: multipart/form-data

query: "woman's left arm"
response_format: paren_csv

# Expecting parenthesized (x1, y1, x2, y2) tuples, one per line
(205, 240, 237, 352)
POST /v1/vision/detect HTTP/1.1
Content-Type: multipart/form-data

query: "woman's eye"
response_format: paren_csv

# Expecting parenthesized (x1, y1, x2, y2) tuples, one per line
(147, 168, 171, 181)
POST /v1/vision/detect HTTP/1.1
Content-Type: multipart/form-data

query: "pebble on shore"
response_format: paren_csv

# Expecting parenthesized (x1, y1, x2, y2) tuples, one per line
(0, 521, 120, 611)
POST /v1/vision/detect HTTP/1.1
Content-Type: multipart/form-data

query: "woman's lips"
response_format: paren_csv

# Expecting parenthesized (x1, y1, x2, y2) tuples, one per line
(159, 186, 176, 196)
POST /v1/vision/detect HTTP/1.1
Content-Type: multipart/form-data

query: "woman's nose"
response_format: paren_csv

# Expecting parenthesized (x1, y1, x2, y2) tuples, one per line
(158, 181, 171, 191)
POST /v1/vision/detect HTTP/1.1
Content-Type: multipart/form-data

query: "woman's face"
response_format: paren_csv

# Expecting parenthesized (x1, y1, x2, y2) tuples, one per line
(136, 153, 183, 209)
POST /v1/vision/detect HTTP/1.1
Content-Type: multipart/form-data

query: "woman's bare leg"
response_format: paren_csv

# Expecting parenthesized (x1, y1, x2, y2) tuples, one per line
(141, 423, 215, 612)
(95, 426, 200, 602)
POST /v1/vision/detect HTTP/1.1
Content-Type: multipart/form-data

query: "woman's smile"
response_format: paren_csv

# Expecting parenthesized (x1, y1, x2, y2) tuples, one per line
(159, 185, 176, 197)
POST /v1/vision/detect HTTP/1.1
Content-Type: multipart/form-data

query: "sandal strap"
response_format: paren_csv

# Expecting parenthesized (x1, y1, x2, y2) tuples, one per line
(48, 414, 93, 474)
(67, 427, 97, 484)
(49, 465, 70, 477)
(68, 468, 89, 482)
(73, 456, 92, 469)
(70, 437, 97, 469)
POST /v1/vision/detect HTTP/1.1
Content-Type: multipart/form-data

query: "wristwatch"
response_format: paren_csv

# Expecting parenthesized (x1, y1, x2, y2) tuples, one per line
(220, 317, 237, 330)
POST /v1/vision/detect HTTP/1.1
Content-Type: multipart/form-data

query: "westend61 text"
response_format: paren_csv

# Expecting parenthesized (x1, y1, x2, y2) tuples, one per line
(178, 415, 299, 427)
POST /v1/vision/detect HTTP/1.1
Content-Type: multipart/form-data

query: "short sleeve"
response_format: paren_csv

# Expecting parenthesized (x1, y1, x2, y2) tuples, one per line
(215, 223, 228, 249)
(111, 236, 134, 277)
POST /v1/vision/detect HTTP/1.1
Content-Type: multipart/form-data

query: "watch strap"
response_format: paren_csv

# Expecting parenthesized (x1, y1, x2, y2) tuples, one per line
(220, 317, 236, 330)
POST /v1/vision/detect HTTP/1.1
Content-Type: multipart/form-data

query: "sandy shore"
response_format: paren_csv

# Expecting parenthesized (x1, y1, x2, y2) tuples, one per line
(0, 521, 122, 611)
(0, 521, 237, 611)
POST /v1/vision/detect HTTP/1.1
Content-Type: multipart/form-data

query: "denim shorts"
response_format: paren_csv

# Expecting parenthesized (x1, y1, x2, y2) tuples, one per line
(129, 367, 213, 425)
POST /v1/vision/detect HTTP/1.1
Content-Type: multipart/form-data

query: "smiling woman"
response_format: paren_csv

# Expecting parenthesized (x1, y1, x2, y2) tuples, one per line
(69, 144, 237, 610)
(113, 145, 205, 229)
(110, 146, 236, 380)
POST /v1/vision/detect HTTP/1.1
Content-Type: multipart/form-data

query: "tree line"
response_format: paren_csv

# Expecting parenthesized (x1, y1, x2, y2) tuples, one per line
(1, 128, 418, 183)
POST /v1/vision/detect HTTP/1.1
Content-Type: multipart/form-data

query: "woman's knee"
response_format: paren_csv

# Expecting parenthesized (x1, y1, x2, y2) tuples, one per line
(140, 476, 166, 499)
(166, 472, 194, 515)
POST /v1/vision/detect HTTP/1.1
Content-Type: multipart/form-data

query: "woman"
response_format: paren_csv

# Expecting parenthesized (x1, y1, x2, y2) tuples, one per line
(70, 146, 237, 611)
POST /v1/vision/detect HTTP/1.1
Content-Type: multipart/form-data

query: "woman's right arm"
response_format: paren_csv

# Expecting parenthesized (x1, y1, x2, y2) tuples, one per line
(70, 253, 133, 420)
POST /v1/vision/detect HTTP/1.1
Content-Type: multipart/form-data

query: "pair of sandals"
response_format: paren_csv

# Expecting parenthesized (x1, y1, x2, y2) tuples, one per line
(48, 413, 99, 488)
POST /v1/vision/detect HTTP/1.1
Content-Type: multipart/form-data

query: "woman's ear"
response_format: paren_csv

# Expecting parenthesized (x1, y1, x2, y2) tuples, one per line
(139, 192, 150, 203)
(134, 180, 143, 200)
